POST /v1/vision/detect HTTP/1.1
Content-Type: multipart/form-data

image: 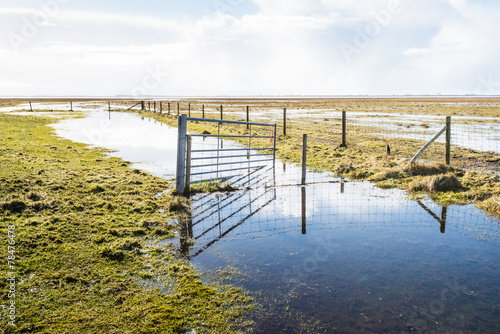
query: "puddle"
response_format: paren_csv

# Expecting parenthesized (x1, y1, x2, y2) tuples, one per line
(183, 182, 500, 333)
(51, 110, 180, 179)
(49, 109, 500, 333)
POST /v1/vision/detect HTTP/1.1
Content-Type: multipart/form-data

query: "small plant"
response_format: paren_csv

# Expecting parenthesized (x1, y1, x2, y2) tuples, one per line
(427, 173, 463, 192)
(189, 180, 238, 194)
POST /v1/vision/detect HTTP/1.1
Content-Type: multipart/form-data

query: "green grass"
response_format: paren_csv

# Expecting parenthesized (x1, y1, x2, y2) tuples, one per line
(0, 113, 253, 333)
(188, 180, 239, 194)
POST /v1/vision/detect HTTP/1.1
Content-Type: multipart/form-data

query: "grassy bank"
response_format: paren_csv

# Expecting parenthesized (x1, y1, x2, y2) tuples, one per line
(0, 113, 252, 333)
(125, 107, 500, 218)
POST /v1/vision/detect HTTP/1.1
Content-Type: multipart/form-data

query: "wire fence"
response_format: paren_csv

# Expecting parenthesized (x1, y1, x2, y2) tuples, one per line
(9, 99, 499, 175)
(117, 99, 500, 174)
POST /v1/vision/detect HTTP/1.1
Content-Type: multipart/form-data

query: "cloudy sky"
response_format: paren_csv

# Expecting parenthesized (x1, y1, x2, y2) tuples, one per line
(0, 0, 499, 97)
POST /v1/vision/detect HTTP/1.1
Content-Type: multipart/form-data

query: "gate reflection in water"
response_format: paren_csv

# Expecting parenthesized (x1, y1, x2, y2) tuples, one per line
(175, 171, 500, 333)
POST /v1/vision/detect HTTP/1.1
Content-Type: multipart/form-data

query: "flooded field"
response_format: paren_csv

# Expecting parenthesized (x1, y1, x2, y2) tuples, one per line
(51, 110, 179, 179)
(185, 181, 500, 333)
(45, 108, 500, 333)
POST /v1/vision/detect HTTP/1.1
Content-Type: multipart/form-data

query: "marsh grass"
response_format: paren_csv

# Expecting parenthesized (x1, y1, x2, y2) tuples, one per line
(479, 196, 500, 217)
(0, 113, 253, 333)
(189, 180, 239, 194)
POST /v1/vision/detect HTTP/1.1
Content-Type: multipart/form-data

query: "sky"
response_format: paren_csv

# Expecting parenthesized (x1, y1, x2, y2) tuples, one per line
(0, 0, 499, 97)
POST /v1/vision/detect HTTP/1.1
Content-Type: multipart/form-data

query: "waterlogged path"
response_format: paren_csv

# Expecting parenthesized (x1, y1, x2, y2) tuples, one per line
(51, 110, 500, 333)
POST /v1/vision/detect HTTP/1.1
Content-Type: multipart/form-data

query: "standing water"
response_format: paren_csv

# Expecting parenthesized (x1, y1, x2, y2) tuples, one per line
(53, 110, 500, 333)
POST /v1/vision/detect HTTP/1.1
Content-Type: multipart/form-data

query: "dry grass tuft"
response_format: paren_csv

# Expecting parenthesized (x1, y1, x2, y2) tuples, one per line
(166, 196, 191, 213)
(404, 163, 453, 176)
(427, 173, 463, 192)
(479, 196, 500, 217)
(370, 168, 403, 182)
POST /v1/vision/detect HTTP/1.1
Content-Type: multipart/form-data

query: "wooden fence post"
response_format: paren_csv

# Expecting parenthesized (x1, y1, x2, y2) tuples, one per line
(246, 106, 250, 129)
(188, 103, 191, 117)
(220, 105, 223, 120)
(108, 102, 111, 111)
(445, 116, 451, 165)
(160, 102, 162, 114)
(407, 125, 448, 167)
(202, 105, 205, 118)
(70, 102, 73, 111)
(340, 110, 347, 148)
(177, 103, 180, 116)
(176, 115, 188, 195)
(154, 101, 156, 112)
(168, 102, 171, 115)
(302, 134, 307, 185)
(29, 101, 33, 112)
(283, 108, 287, 136)
(141, 101, 145, 110)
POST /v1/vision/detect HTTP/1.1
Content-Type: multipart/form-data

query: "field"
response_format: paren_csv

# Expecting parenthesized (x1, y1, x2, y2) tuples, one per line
(1, 97, 499, 333)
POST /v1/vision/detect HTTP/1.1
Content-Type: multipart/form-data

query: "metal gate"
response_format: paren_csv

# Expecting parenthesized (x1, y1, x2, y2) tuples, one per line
(176, 114, 277, 194)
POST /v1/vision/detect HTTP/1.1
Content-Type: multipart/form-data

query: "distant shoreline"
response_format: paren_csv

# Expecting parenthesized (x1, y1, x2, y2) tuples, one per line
(2, 95, 500, 102)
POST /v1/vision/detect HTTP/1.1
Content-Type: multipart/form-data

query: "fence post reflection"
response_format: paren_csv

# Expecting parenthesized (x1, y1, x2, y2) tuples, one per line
(416, 200, 448, 234)
(302, 186, 307, 235)
(440, 206, 448, 233)
(179, 212, 193, 258)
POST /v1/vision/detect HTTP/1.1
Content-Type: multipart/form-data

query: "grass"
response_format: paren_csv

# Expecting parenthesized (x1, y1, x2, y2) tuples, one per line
(0, 113, 253, 333)
(189, 180, 239, 194)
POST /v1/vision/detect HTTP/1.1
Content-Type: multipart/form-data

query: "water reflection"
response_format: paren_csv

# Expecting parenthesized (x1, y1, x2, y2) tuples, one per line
(179, 186, 278, 259)
(185, 177, 500, 333)
(51, 111, 180, 178)
(417, 200, 448, 233)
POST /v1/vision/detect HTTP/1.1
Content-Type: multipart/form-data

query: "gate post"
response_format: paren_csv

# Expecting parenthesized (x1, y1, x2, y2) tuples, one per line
(176, 114, 188, 194)
(185, 135, 192, 195)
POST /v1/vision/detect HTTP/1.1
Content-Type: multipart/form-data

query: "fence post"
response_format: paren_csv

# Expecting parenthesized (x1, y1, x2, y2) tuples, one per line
(185, 135, 192, 195)
(246, 106, 249, 129)
(302, 134, 307, 185)
(220, 105, 223, 120)
(283, 108, 287, 136)
(202, 105, 205, 118)
(177, 103, 180, 116)
(108, 102, 111, 112)
(168, 102, 171, 115)
(141, 101, 145, 110)
(176, 115, 188, 195)
(445, 116, 451, 165)
(70, 102, 73, 111)
(340, 110, 347, 148)
(188, 103, 191, 117)
(154, 101, 156, 112)
(29, 101, 33, 112)
(160, 102, 162, 114)
(148, 101, 150, 111)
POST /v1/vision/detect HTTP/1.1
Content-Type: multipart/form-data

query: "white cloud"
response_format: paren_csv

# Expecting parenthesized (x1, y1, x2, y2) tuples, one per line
(0, 0, 499, 96)
(0, 81, 33, 89)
